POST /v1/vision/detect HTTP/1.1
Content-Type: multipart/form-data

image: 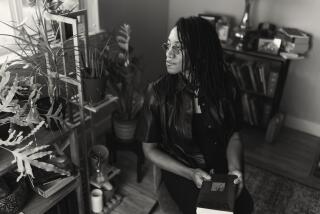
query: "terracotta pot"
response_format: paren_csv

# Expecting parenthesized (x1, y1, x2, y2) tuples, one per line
(112, 114, 137, 141)
(83, 77, 107, 104)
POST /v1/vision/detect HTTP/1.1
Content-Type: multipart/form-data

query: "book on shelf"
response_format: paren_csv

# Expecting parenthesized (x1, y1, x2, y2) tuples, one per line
(246, 62, 258, 92)
(249, 98, 259, 125)
(256, 62, 268, 95)
(261, 102, 273, 127)
(267, 71, 279, 97)
(29, 173, 77, 198)
(29, 162, 78, 198)
(196, 174, 237, 214)
(238, 64, 254, 91)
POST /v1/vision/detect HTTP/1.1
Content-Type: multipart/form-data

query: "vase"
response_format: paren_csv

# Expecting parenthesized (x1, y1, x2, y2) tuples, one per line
(233, 0, 255, 50)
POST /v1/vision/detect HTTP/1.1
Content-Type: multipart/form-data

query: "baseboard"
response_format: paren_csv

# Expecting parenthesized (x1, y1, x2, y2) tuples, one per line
(284, 115, 320, 137)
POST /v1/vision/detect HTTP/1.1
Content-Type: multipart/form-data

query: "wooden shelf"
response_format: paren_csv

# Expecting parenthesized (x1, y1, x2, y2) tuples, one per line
(222, 45, 287, 62)
(22, 176, 80, 214)
(0, 128, 73, 177)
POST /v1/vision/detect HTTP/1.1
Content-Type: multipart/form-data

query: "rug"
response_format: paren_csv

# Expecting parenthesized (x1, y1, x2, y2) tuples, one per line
(245, 164, 320, 214)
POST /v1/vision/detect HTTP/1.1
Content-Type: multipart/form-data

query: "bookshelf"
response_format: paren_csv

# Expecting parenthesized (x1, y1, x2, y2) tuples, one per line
(0, 128, 84, 214)
(223, 45, 294, 142)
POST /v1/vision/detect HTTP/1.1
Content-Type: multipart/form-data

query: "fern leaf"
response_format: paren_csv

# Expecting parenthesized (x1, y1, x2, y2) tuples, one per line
(27, 151, 52, 160)
(30, 159, 71, 176)
(22, 120, 45, 142)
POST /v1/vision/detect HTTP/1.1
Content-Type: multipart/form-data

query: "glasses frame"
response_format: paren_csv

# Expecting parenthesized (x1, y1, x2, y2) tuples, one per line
(161, 42, 183, 56)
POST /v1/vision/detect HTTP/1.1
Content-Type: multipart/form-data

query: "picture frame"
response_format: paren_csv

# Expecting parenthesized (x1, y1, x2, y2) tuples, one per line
(257, 38, 282, 55)
(199, 14, 232, 42)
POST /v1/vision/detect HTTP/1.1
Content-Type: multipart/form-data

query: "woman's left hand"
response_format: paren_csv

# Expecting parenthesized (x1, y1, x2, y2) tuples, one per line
(228, 170, 243, 197)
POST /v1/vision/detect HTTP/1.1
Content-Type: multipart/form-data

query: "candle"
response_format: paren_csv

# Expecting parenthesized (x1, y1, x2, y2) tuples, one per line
(91, 189, 103, 213)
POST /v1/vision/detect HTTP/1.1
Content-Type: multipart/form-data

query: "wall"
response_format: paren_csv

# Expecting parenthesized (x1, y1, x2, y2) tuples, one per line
(98, 0, 169, 85)
(169, 0, 320, 137)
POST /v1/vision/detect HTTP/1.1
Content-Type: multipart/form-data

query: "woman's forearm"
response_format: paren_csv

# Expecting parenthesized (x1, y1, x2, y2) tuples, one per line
(143, 143, 194, 180)
(226, 132, 243, 172)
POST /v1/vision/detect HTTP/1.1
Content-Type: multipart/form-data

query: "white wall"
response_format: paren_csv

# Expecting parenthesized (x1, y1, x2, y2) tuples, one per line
(169, 0, 320, 136)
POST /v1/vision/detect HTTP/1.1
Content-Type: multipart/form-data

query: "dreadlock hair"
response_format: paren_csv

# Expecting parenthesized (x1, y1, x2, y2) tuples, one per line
(176, 16, 227, 110)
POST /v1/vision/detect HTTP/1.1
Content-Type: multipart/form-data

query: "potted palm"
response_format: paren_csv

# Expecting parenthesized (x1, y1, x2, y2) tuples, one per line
(105, 24, 144, 140)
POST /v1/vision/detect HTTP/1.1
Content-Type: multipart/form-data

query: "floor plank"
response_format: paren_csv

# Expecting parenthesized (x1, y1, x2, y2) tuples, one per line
(242, 127, 320, 190)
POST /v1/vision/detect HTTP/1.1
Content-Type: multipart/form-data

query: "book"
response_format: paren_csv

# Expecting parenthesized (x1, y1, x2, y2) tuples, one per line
(267, 71, 279, 98)
(261, 102, 273, 127)
(256, 63, 267, 95)
(238, 64, 253, 91)
(246, 62, 258, 92)
(30, 174, 77, 198)
(196, 174, 237, 214)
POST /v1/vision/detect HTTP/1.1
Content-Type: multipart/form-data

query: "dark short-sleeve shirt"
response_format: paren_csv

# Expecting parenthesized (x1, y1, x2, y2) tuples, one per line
(137, 73, 242, 170)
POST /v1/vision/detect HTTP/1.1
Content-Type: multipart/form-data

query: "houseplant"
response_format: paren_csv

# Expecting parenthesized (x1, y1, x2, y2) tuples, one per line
(0, 60, 71, 181)
(0, 3, 80, 130)
(80, 42, 111, 104)
(105, 24, 144, 140)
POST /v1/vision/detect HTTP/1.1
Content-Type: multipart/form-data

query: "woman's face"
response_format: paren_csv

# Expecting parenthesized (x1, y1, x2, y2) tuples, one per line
(165, 27, 184, 74)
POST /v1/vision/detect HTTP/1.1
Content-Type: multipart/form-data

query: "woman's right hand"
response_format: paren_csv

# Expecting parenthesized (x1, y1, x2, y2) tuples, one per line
(190, 168, 211, 188)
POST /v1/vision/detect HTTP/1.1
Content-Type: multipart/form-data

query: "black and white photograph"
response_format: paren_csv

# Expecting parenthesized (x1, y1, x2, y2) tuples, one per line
(0, 0, 318, 214)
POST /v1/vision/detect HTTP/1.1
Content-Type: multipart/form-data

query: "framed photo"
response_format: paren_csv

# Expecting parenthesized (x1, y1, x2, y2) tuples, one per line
(199, 14, 232, 42)
(257, 38, 282, 55)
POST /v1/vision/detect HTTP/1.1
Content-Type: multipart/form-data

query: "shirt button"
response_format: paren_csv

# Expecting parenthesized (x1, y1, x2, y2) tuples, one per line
(213, 141, 217, 145)
(201, 103, 205, 106)
(208, 125, 212, 128)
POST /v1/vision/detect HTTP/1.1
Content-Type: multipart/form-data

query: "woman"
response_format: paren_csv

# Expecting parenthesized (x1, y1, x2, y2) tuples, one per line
(138, 16, 253, 214)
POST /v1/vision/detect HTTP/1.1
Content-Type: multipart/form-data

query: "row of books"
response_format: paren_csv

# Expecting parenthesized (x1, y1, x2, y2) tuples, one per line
(241, 93, 273, 127)
(229, 61, 279, 98)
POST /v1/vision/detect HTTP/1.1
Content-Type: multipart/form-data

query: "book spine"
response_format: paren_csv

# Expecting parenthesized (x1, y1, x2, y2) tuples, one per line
(247, 63, 258, 92)
(262, 102, 272, 127)
(257, 63, 267, 95)
(267, 71, 279, 98)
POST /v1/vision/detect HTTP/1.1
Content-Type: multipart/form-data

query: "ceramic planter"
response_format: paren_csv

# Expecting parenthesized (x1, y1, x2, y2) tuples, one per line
(112, 114, 137, 141)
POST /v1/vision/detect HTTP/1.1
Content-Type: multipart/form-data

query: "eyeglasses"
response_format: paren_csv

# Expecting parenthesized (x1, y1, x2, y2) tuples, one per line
(161, 42, 183, 56)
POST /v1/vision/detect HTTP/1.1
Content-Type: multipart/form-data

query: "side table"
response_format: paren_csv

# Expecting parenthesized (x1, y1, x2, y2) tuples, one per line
(105, 133, 145, 183)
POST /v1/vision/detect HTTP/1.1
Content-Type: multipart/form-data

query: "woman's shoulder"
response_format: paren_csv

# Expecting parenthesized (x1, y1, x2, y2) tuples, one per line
(148, 74, 172, 96)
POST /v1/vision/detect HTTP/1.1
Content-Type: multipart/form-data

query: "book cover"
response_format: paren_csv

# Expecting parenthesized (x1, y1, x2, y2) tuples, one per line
(30, 174, 77, 198)
(196, 174, 237, 214)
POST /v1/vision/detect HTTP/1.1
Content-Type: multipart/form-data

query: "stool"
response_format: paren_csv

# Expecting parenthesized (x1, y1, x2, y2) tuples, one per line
(105, 132, 145, 183)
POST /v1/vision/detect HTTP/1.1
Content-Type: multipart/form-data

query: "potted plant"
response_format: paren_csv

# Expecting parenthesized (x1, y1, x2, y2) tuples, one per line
(0, 60, 71, 182)
(80, 42, 111, 104)
(105, 24, 144, 140)
(0, 4, 80, 130)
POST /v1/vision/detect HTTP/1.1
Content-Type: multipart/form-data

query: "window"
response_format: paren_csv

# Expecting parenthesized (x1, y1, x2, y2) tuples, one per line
(0, 0, 15, 56)
(0, 0, 82, 58)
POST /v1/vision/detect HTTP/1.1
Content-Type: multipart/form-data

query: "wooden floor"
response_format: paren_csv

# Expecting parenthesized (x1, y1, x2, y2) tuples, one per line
(242, 126, 320, 190)
(109, 126, 320, 213)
